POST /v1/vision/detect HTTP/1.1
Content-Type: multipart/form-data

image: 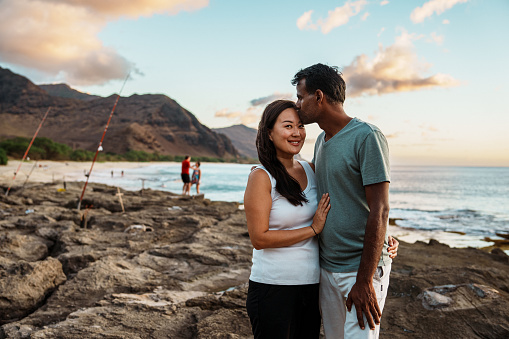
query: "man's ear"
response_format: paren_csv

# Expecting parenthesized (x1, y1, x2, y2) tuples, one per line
(315, 90, 324, 104)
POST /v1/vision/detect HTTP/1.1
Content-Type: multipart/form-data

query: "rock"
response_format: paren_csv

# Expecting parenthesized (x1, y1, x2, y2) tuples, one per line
(420, 290, 453, 309)
(1, 182, 508, 338)
(382, 240, 509, 338)
(0, 257, 66, 324)
(0, 234, 52, 262)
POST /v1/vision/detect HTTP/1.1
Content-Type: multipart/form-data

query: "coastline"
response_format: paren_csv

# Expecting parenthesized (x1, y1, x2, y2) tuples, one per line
(1, 160, 507, 254)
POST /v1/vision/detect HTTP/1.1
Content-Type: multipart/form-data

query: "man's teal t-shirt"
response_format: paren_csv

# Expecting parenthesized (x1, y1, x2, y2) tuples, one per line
(312, 118, 391, 273)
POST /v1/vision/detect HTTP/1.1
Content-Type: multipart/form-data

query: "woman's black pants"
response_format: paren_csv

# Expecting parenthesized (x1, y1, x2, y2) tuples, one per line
(246, 280, 321, 339)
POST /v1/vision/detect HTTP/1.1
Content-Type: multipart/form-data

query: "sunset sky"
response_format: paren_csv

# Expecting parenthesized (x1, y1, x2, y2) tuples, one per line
(1, 0, 508, 166)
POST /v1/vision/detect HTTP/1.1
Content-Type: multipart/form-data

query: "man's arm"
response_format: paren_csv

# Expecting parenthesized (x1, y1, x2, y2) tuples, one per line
(346, 181, 390, 330)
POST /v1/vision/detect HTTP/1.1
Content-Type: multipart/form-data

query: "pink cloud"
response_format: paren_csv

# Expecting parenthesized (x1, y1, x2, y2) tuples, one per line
(0, 0, 208, 85)
(343, 30, 460, 97)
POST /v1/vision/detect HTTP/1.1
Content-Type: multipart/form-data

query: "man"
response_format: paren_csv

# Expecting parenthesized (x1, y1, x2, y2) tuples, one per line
(181, 155, 191, 195)
(292, 64, 392, 338)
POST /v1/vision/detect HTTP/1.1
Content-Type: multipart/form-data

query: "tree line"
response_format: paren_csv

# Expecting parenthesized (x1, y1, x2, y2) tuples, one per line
(0, 137, 253, 165)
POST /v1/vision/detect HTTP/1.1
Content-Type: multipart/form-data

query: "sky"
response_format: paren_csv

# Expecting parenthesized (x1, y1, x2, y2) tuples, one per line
(1, 0, 508, 166)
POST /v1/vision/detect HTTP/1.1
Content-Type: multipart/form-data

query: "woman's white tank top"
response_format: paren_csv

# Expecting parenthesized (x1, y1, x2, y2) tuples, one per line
(249, 160, 320, 285)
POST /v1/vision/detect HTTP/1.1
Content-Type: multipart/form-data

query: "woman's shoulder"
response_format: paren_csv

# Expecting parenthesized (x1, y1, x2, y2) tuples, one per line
(298, 160, 316, 173)
(246, 167, 273, 192)
(249, 166, 270, 180)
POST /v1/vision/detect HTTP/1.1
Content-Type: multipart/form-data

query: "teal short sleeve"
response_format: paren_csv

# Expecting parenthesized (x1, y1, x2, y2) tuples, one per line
(359, 130, 390, 186)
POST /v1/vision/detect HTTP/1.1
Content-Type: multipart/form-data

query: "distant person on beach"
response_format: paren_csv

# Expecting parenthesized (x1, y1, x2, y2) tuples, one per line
(181, 155, 191, 195)
(121, 170, 124, 177)
(292, 63, 393, 338)
(191, 162, 201, 194)
(111, 170, 114, 178)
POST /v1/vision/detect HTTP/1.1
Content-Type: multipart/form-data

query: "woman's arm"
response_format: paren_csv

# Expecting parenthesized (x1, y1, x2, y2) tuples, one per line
(244, 169, 330, 250)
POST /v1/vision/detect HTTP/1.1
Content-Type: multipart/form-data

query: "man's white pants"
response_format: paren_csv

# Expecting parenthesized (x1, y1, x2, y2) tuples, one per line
(319, 264, 391, 339)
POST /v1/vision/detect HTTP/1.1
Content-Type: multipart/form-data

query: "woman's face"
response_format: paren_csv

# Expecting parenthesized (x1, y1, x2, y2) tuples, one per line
(269, 108, 306, 157)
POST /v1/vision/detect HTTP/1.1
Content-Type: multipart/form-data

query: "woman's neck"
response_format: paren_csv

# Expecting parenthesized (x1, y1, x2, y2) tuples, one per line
(277, 155, 295, 170)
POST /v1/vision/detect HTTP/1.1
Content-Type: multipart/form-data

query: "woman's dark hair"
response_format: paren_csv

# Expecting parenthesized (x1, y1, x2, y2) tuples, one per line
(256, 100, 308, 206)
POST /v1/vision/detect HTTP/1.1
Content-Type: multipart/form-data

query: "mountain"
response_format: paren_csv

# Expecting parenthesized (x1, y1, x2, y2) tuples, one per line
(0, 67, 238, 159)
(213, 124, 258, 159)
(39, 83, 100, 101)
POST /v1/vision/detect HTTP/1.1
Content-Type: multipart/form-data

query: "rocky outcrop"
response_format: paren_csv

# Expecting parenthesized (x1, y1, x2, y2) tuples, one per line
(213, 124, 258, 159)
(0, 182, 508, 338)
(382, 240, 509, 338)
(0, 67, 238, 159)
(0, 181, 253, 338)
(0, 257, 66, 324)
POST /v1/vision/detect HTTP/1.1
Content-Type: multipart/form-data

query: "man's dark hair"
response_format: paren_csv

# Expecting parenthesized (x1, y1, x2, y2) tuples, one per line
(256, 100, 308, 206)
(291, 63, 346, 104)
(185, 155, 190, 159)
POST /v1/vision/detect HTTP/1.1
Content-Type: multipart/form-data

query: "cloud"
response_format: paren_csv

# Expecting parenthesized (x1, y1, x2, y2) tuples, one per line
(427, 32, 444, 45)
(421, 125, 438, 131)
(342, 30, 460, 97)
(380, 1, 390, 5)
(296, 10, 317, 31)
(442, 19, 450, 24)
(385, 132, 401, 139)
(297, 0, 368, 34)
(0, 0, 208, 85)
(377, 27, 386, 37)
(214, 107, 261, 126)
(250, 92, 293, 106)
(215, 92, 294, 126)
(42, 0, 209, 17)
(361, 12, 370, 21)
(410, 0, 468, 23)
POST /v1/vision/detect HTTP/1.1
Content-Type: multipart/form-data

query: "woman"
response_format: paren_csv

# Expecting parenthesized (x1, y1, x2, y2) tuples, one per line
(244, 100, 398, 338)
(191, 161, 201, 194)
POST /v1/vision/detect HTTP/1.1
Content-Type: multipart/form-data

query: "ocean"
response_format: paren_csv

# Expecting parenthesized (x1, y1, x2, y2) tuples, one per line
(87, 163, 509, 246)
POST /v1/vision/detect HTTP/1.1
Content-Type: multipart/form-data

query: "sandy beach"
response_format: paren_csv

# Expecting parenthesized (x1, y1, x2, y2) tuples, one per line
(0, 160, 163, 186)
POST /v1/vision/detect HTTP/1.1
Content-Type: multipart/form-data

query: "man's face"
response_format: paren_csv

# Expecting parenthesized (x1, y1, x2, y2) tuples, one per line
(295, 79, 318, 124)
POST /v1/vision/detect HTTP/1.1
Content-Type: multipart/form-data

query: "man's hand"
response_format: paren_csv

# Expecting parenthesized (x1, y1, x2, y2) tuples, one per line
(346, 280, 381, 330)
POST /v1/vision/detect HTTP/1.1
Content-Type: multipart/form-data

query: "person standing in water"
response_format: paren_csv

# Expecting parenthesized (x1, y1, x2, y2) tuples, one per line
(181, 155, 191, 195)
(191, 162, 202, 194)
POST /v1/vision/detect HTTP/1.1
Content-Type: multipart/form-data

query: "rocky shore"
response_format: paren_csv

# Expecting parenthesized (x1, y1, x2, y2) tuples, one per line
(1, 182, 508, 338)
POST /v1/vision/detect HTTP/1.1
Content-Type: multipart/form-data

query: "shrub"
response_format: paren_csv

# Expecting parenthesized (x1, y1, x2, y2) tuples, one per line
(0, 148, 7, 165)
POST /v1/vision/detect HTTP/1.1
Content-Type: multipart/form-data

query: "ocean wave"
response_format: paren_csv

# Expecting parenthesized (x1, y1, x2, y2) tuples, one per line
(390, 208, 509, 236)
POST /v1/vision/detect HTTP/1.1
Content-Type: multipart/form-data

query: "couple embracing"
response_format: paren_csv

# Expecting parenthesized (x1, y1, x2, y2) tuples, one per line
(244, 64, 398, 339)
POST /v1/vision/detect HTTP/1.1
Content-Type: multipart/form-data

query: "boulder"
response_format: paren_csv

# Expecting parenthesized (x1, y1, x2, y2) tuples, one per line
(0, 257, 66, 324)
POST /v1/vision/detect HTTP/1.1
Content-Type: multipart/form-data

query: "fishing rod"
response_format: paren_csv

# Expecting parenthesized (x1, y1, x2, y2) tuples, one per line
(5, 107, 51, 196)
(77, 73, 130, 210)
(22, 160, 39, 188)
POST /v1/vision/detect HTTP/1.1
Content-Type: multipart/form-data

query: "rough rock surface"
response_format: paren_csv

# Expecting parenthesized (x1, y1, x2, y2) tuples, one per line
(0, 182, 508, 338)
